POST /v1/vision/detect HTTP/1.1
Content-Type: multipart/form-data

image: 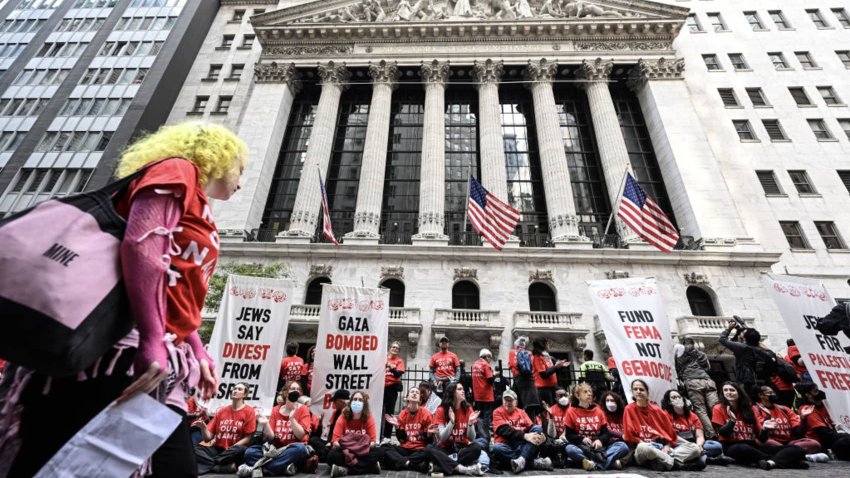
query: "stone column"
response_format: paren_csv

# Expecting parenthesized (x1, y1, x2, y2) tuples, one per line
(215, 62, 301, 241)
(472, 59, 508, 200)
(280, 61, 350, 241)
(523, 59, 588, 247)
(412, 60, 449, 244)
(576, 58, 637, 243)
(628, 58, 750, 249)
(345, 60, 400, 244)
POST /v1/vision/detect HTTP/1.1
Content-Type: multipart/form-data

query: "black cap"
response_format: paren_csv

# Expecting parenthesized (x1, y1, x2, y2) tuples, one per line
(331, 389, 350, 401)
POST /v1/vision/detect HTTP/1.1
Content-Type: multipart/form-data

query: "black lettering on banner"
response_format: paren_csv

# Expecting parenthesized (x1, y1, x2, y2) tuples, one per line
(617, 310, 655, 323)
(235, 306, 272, 323)
(635, 342, 662, 358)
(332, 354, 368, 370)
(236, 324, 264, 340)
(221, 361, 262, 380)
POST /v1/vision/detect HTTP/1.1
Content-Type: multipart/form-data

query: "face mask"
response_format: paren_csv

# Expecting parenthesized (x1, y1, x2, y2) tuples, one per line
(350, 401, 364, 414)
(606, 402, 617, 412)
(670, 398, 684, 408)
(812, 391, 826, 401)
(766, 395, 778, 404)
(288, 391, 300, 403)
(558, 397, 569, 407)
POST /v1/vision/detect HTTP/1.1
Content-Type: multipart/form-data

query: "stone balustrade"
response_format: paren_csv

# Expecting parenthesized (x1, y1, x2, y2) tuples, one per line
(434, 308, 501, 327)
(677, 315, 755, 337)
(513, 311, 582, 329)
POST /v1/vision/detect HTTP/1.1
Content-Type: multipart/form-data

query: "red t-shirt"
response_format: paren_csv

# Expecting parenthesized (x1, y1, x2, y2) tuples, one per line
(605, 413, 624, 441)
(398, 407, 433, 450)
(670, 412, 703, 434)
(564, 405, 607, 440)
(787, 345, 808, 375)
(799, 404, 833, 441)
(114, 158, 217, 342)
(332, 414, 377, 444)
(471, 358, 494, 402)
(429, 351, 460, 379)
(711, 404, 760, 442)
(207, 405, 257, 450)
(607, 356, 616, 369)
(434, 406, 472, 447)
(301, 362, 313, 392)
(269, 404, 311, 447)
(623, 402, 677, 444)
(754, 404, 799, 443)
(533, 354, 557, 388)
(279, 355, 305, 382)
(385, 356, 405, 386)
(493, 406, 533, 444)
(508, 349, 519, 375)
(186, 397, 209, 426)
(549, 404, 570, 437)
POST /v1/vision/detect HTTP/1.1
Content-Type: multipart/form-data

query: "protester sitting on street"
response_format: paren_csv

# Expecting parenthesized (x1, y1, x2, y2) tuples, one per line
(674, 338, 719, 438)
(427, 381, 488, 476)
(279, 342, 304, 391)
(419, 380, 442, 415)
(490, 388, 552, 472)
(562, 383, 628, 471)
(194, 382, 258, 474)
(600, 391, 626, 445)
(607, 355, 626, 398)
(711, 381, 807, 469)
(301, 345, 315, 395)
(382, 387, 432, 472)
(187, 395, 210, 446)
(796, 382, 850, 461)
(579, 350, 611, 399)
(623, 379, 702, 471)
(309, 389, 350, 462)
(384, 341, 406, 441)
(472, 348, 496, 442)
(296, 395, 321, 473)
(240, 381, 311, 477)
(328, 390, 383, 477)
(531, 338, 569, 418)
(660, 389, 728, 466)
(752, 385, 824, 457)
(430, 337, 461, 395)
(538, 386, 569, 467)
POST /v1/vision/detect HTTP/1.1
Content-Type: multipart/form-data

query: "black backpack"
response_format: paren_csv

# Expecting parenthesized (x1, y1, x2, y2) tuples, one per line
(752, 347, 798, 383)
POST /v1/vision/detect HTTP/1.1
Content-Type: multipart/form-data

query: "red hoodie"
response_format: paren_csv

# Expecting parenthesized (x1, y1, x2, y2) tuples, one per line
(623, 402, 677, 444)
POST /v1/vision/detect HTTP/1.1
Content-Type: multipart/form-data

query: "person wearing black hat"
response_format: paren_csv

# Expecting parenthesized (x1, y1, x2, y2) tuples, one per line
(308, 389, 350, 462)
(796, 382, 850, 461)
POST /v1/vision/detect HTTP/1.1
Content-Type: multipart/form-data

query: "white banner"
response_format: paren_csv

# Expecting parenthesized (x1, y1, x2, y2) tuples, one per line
(765, 274, 850, 430)
(310, 285, 389, 439)
(588, 277, 677, 404)
(207, 274, 294, 415)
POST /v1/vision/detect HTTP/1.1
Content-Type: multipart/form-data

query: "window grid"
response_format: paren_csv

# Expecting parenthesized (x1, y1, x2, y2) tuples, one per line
(789, 87, 812, 106)
(228, 64, 244, 80)
(743, 11, 764, 30)
(733, 120, 757, 140)
(746, 88, 769, 107)
(221, 35, 234, 48)
(718, 88, 739, 107)
(214, 96, 232, 114)
(686, 14, 703, 32)
(768, 52, 790, 70)
(808, 119, 834, 140)
(762, 120, 787, 141)
(838, 119, 850, 140)
(780, 221, 810, 249)
(788, 170, 816, 194)
(444, 88, 480, 237)
(207, 64, 221, 80)
(815, 222, 846, 250)
(817, 86, 842, 105)
(702, 54, 722, 71)
(838, 51, 850, 68)
(190, 96, 208, 114)
(795, 51, 818, 69)
(807, 9, 829, 28)
(706, 12, 727, 32)
(834, 8, 850, 28)
(241, 35, 255, 48)
(837, 170, 850, 194)
(728, 53, 749, 70)
(756, 171, 782, 195)
(769, 10, 791, 29)
(381, 89, 424, 241)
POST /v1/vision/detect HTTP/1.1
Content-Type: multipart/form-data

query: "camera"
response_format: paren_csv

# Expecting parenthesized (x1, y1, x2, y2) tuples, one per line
(731, 315, 748, 331)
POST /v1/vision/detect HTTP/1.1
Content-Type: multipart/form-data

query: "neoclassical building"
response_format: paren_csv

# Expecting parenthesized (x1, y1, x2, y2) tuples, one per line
(167, 0, 850, 377)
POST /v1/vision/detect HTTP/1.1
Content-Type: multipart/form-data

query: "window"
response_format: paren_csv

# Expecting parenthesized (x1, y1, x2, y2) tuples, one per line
(452, 280, 479, 310)
(304, 277, 331, 305)
(815, 222, 846, 249)
(706, 12, 727, 31)
(817, 86, 842, 105)
(838, 170, 850, 193)
(768, 52, 790, 69)
(839, 119, 850, 140)
(728, 53, 749, 70)
(214, 96, 232, 114)
(795, 51, 818, 69)
(231, 9, 245, 22)
(206, 64, 221, 80)
(686, 14, 703, 32)
(808, 119, 834, 140)
(838, 51, 850, 68)
(718, 88, 739, 107)
(763, 120, 787, 140)
(807, 9, 829, 28)
(733, 120, 757, 140)
(687, 286, 717, 316)
(220, 35, 234, 48)
(380, 279, 405, 307)
(788, 170, 816, 194)
(834, 8, 850, 28)
(744, 11, 765, 30)
(702, 54, 722, 71)
(190, 96, 208, 114)
(528, 282, 557, 312)
(780, 221, 810, 249)
(769, 10, 791, 29)
(228, 64, 244, 80)
(746, 88, 769, 106)
(241, 35, 255, 48)
(789, 87, 812, 106)
(756, 170, 783, 195)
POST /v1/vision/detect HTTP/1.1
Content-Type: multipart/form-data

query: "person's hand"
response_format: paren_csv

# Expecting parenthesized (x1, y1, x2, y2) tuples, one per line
(116, 361, 167, 405)
(763, 419, 776, 430)
(556, 359, 571, 369)
(592, 439, 603, 450)
(448, 407, 456, 423)
(191, 418, 206, 429)
(386, 414, 399, 427)
(582, 436, 593, 446)
(257, 414, 268, 427)
(427, 423, 439, 434)
(727, 321, 737, 331)
(468, 410, 480, 426)
(800, 407, 814, 418)
(332, 441, 341, 449)
(697, 443, 704, 453)
(197, 358, 219, 401)
(662, 444, 671, 455)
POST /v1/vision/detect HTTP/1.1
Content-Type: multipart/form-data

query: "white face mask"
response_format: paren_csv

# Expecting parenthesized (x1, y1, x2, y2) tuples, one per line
(558, 397, 569, 407)
(606, 402, 617, 412)
(670, 398, 685, 409)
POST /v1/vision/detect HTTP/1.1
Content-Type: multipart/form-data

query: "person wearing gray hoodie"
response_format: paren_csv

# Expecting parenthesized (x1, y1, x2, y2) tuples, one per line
(674, 338, 719, 439)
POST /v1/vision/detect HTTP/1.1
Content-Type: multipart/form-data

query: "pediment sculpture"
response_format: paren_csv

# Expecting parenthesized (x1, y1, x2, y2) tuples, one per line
(296, 0, 635, 24)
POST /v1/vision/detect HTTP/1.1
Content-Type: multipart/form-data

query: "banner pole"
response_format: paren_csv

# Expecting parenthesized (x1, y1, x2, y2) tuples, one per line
(603, 166, 631, 236)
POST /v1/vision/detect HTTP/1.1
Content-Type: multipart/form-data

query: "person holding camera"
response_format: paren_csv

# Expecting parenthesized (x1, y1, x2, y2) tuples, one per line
(719, 318, 763, 393)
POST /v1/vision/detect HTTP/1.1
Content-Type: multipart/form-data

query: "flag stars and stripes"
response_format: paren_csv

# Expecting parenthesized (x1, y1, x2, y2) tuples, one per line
(617, 173, 679, 253)
(467, 176, 521, 251)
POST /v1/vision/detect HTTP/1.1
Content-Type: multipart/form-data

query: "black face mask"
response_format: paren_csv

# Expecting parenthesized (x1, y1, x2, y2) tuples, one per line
(766, 395, 778, 404)
(812, 391, 826, 402)
(288, 391, 301, 403)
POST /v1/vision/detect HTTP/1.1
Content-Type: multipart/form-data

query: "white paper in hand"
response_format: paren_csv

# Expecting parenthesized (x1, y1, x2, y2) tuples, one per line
(34, 394, 181, 478)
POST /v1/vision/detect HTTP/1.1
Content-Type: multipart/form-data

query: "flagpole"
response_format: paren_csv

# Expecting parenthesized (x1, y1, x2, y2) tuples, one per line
(462, 172, 471, 245)
(603, 166, 631, 236)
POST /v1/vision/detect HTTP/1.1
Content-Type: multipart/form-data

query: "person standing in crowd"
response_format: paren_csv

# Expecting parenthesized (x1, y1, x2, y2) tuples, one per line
(719, 322, 763, 393)
(796, 382, 850, 461)
(752, 385, 824, 457)
(328, 390, 383, 477)
(607, 355, 625, 398)
(279, 342, 304, 392)
(310, 389, 350, 462)
(562, 383, 628, 471)
(241, 381, 311, 476)
(508, 336, 531, 408)
(194, 383, 257, 474)
(459, 360, 474, 405)
(430, 337, 460, 395)
(429, 381, 488, 476)
(623, 379, 702, 471)
(531, 338, 569, 420)
(660, 389, 728, 466)
(383, 387, 432, 472)
(383, 341, 406, 441)
(674, 338, 719, 439)
(578, 350, 610, 399)
(301, 345, 315, 395)
(491, 389, 552, 473)
(711, 381, 807, 469)
(419, 380, 442, 415)
(1, 122, 246, 478)
(472, 348, 495, 442)
(785, 339, 810, 382)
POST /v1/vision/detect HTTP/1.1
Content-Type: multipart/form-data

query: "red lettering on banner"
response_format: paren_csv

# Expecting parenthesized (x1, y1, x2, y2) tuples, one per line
(222, 342, 271, 360)
(325, 334, 378, 351)
(808, 353, 850, 369)
(621, 360, 672, 380)
(816, 369, 850, 391)
(623, 325, 661, 340)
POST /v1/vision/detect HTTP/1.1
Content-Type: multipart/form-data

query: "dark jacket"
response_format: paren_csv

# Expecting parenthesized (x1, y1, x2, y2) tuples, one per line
(718, 329, 757, 385)
(675, 346, 712, 381)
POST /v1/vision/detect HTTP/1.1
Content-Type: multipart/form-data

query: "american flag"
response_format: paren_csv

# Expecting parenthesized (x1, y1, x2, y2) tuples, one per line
(318, 170, 339, 247)
(617, 172, 679, 253)
(467, 176, 520, 251)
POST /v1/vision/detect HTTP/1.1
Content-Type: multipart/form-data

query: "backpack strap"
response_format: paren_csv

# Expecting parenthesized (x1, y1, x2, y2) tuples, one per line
(97, 158, 175, 197)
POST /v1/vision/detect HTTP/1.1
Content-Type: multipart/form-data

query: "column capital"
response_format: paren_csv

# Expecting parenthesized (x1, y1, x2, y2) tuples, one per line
(472, 59, 503, 85)
(317, 60, 351, 88)
(575, 57, 613, 86)
(627, 57, 685, 92)
(368, 60, 401, 88)
(523, 58, 558, 86)
(253, 61, 302, 93)
(420, 59, 450, 85)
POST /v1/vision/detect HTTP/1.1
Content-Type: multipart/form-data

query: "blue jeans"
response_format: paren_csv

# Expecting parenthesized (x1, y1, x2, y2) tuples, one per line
(490, 425, 543, 468)
(703, 440, 723, 457)
(564, 441, 629, 470)
(244, 442, 309, 475)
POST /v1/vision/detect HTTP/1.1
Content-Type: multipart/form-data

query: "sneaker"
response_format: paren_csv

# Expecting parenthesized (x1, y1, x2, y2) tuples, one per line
(284, 463, 297, 476)
(380, 437, 392, 446)
(237, 464, 253, 478)
(331, 464, 348, 478)
(465, 464, 485, 476)
(533, 457, 553, 471)
(806, 453, 830, 463)
(610, 459, 623, 470)
(511, 456, 526, 474)
(649, 459, 669, 471)
(252, 468, 264, 478)
(582, 458, 597, 471)
(758, 460, 774, 471)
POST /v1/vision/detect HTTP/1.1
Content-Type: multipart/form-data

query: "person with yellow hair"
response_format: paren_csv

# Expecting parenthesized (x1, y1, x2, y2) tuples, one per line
(5, 122, 248, 477)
